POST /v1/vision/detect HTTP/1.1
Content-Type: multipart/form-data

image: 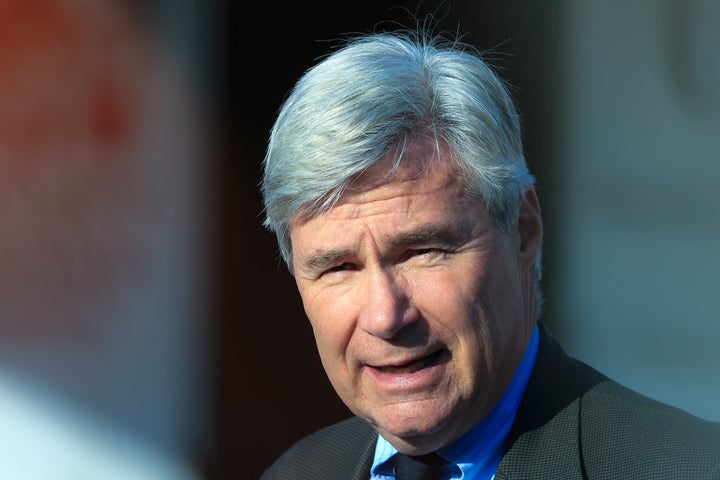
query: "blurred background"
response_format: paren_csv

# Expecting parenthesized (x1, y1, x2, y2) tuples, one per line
(0, 0, 717, 479)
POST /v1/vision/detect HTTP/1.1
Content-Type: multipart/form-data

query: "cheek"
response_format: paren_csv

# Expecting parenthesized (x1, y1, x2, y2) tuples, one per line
(412, 269, 484, 330)
(303, 289, 358, 361)
(414, 269, 497, 364)
(305, 298, 363, 408)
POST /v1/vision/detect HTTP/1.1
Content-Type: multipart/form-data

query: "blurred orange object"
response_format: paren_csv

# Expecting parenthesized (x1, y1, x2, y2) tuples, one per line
(0, 0, 166, 338)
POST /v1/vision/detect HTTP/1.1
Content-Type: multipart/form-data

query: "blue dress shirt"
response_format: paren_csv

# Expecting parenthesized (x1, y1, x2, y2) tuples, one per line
(370, 324, 539, 480)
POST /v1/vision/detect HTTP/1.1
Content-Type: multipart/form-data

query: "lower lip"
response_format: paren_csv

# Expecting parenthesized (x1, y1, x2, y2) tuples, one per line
(364, 351, 448, 390)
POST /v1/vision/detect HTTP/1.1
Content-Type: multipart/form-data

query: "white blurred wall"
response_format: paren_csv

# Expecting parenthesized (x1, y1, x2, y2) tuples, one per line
(552, 0, 720, 421)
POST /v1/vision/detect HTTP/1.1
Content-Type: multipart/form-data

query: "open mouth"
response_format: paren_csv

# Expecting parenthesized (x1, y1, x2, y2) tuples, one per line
(377, 350, 444, 375)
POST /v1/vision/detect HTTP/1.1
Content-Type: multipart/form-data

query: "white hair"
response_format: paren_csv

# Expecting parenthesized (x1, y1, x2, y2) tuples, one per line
(261, 29, 541, 284)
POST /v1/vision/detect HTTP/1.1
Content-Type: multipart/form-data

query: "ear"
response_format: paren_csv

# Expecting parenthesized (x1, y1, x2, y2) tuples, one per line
(516, 187, 543, 274)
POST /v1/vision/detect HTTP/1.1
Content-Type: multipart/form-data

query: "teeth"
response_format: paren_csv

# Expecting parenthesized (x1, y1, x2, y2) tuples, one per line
(380, 352, 438, 374)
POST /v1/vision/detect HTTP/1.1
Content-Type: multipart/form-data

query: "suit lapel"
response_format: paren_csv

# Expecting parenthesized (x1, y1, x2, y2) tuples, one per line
(495, 324, 604, 479)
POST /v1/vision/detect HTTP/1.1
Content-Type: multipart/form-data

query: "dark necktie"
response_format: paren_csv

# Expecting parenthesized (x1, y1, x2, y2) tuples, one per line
(394, 452, 447, 480)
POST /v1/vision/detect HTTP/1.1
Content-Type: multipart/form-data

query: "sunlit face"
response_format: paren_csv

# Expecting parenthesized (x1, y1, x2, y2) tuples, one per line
(290, 138, 542, 454)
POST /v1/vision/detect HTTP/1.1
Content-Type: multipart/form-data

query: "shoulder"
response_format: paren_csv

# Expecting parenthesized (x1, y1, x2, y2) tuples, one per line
(502, 325, 720, 478)
(261, 417, 377, 480)
(580, 379, 720, 477)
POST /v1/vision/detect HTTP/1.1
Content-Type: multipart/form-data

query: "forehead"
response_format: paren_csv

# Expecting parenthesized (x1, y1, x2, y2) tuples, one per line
(296, 137, 465, 224)
(289, 138, 480, 243)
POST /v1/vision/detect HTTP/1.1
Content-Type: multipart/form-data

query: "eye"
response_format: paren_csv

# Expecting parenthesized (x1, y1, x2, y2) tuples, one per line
(323, 262, 354, 275)
(405, 247, 445, 261)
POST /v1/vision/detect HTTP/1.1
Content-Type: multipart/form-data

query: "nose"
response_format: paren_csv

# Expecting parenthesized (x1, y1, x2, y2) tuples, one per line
(357, 267, 419, 339)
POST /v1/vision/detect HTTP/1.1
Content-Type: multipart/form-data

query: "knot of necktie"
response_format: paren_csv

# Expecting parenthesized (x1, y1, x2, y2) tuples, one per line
(393, 452, 448, 480)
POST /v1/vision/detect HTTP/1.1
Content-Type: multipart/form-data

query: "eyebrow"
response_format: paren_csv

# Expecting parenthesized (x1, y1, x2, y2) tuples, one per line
(302, 248, 355, 273)
(388, 224, 465, 248)
(300, 223, 468, 274)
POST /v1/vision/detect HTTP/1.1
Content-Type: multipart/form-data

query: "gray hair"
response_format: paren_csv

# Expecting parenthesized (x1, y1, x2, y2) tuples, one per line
(261, 29, 540, 281)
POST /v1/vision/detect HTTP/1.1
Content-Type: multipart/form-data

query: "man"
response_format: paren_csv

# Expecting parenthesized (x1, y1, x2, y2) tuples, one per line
(260, 27, 720, 479)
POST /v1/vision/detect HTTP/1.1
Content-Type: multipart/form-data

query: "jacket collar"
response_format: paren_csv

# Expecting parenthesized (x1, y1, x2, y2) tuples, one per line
(495, 323, 605, 479)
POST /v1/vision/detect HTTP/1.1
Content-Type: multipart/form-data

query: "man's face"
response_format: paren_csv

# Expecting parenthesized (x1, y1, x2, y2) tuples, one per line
(290, 138, 542, 454)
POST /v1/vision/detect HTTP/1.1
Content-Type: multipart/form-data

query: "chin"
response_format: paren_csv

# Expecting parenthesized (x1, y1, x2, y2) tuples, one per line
(372, 402, 456, 446)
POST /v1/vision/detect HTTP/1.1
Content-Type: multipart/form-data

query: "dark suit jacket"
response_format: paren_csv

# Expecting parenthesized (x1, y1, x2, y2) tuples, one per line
(262, 325, 720, 479)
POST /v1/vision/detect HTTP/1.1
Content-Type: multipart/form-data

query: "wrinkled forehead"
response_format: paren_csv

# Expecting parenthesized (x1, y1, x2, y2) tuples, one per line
(292, 137, 466, 226)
